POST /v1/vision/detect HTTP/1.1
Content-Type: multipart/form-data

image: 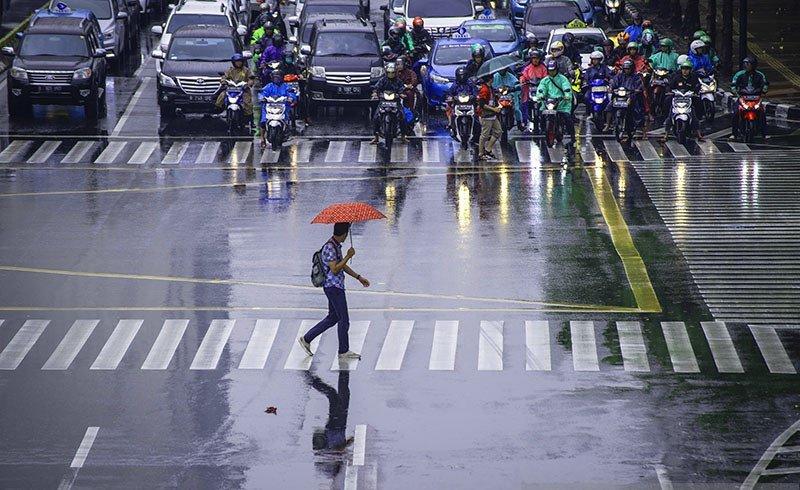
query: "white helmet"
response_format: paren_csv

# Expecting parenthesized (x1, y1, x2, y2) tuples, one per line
(589, 50, 604, 61)
(689, 40, 706, 54)
(676, 54, 689, 66)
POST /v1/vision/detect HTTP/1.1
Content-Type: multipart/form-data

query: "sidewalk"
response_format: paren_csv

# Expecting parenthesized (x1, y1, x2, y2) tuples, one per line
(0, 0, 50, 73)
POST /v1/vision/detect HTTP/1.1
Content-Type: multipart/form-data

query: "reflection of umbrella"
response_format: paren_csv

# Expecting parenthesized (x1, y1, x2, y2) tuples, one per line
(475, 54, 524, 79)
(311, 202, 386, 247)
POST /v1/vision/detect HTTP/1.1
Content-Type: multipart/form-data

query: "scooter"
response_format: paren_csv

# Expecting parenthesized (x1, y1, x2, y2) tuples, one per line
(451, 92, 476, 150)
(259, 59, 282, 86)
(262, 95, 289, 151)
(670, 89, 695, 145)
(222, 79, 250, 136)
(604, 0, 622, 28)
(542, 97, 563, 148)
(284, 72, 300, 129)
(587, 78, 610, 133)
(650, 67, 670, 122)
(497, 85, 515, 144)
(736, 89, 763, 143)
(526, 80, 542, 134)
(376, 90, 402, 150)
(611, 86, 634, 142)
(698, 69, 717, 125)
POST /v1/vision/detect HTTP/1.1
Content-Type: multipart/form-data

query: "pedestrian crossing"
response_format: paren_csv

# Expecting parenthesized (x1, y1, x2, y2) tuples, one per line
(0, 318, 796, 375)
(0, 136, 789, 167)
(632, 157, 800, 324)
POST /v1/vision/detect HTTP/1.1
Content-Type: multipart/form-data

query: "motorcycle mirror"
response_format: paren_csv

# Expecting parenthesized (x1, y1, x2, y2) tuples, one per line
(242, 50, 253, 59)
(288, 35, 298, 44)
(300, 45, 311, 56)
(236, 25, 247, 36)
(151, 49, 164, 59)
(116, 12, 128, 19)
(93, 48, 107, 58)
(1, 46, 15, 57)
(151, 24, 163, 35)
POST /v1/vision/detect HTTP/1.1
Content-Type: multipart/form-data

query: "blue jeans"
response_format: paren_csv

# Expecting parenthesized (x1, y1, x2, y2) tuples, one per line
(303, 287, 350, 354)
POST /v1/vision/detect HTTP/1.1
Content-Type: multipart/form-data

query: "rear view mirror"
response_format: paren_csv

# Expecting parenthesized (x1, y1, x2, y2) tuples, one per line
(242, 50, 253, 59)
(1, 46, 15, 56)
(116, 11, 128, 19)
(392, 6, 403, 15)
(288, 35, 298, 44)
(151, 25, 163, 35)
(300, 45, 311, 56)
(151, 49, 164, 59)
(93, 48, 107, 58)
(288, 15, 299, 26)
(474, 5, 484, 12)
(236, 25, 247, 36)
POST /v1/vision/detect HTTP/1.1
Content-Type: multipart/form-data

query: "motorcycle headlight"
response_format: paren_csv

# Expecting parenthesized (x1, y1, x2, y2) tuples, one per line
(457, 95, 470, 103)
(384, 92, 396, 101)
(606, 0, 620, 7)
(370, 66, 384, 78)
(72, 67, 92, 80)
(310, 66, 326, 78)
(10, 67, 28, 82)
(617, 89, 627, 96)
(158, 72, 177, 88)
(708, 81, 717, 91)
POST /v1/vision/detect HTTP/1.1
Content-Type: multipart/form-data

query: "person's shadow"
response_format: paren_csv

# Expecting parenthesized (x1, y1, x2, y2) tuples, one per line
(305, 371, 352, 452)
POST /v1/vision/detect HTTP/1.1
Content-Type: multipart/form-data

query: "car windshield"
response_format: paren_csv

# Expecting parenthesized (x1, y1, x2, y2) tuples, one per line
(433, 44, 472, 65)
(408, 0, 473, 18)
(551, 33, 605, 54)
(168, 14, 229, 33)
(314, 32, 377, 56)
(54, 0, 111, 19)
(20, 33, 89, 57)
(303, 5, 360, 18)
(167, 37, 236, 61)
(464, 24, 516, 42)
(526, 5, 579, 24)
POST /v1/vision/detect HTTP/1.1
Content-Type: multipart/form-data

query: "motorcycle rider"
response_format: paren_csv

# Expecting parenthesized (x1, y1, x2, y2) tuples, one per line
(395, 56, 418, 124)
(648, 38, 678, 72)
(477, 74, 503, 159)
(493, 66, 522, 130)
(585, 50, 613, 128)
(699, 35, 720, 68)
(392, 17, 416, 54)
(561, 32, 581, 68)
(464, 43, 487, 80)
(730, 56, 769, 139)
(382, 26, 411, 61)
(520, 49, 548, 131)
(258, 69, 296, 150)
(446, 66, 478, 138)
(521, 32, 540, 60)
(548, 41, 573, 77)
(258, 32, 287, 85)
(687, 39, 714, 74)
(610, 32, 629, 66)
(410, 16, 433, 61)
(609, 59, 646, 141)
(535, 59, 574, 155)
(623, 12, 644, 42)
(600, 38, 615, 63)
(662, 59, 703, 141)
(370, 62, 408, 144)
(217, 53, 255, 117)
(615, 41, 647, 73)
(639, 25, 657, 58)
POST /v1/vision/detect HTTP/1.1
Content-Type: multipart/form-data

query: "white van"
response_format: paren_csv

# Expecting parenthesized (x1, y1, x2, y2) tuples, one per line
(394, 0, 482, 38)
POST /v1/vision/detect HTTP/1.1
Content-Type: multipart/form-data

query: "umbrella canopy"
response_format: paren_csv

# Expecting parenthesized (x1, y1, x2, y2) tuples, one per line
(475, 53, 524, 79)
(311, 202, 386, 224)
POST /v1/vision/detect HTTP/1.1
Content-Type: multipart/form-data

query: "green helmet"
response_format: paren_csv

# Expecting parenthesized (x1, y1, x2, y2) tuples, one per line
(693, 30, 707, 40)
(700, 34, 712, 45)
(659, 38, 674, 48)
(627, 41, 639, 50)
(470, 43, 485, 57)
(680, 59, 694, 69)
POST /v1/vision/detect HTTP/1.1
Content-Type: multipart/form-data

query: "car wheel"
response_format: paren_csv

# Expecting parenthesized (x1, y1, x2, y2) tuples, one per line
(160, 103, 176, 120)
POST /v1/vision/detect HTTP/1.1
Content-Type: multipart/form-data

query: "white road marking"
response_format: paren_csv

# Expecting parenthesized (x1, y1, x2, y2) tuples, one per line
(358, 141, 376, 162)
(229, 141, 252, 165)
(353, 424, 367, 465)
(27, 141, 61, 164)
(422, 140, 440, 163)
(661, 322, 700, 373)
(238, 319, 279, 370)
(260, 147, 281, 164)
(70, 427, 100, 468)
(324, 141, 347, 163)
(603, 140, 629, 162)
(546, 145, 564, 163)
(700, 321, 744, 373)
(332, 321, 370, 371)
(570, 321, 599, 371)
(390, 143, 407, 162)
(665, 141, 690, 158)
(742, 418, 800, 489)
(141, 319, 189, 370)
(42, 320, 99, 370)
(90, 319, 143, 370)
(452, 140, 472, 163)
(195, 141, 221, 163)
(375, 320, 414, 370)
(654, 464, 673, 490)
(0, 140, 33, 163)
(579, 140, 597, 163)
(295, 141, 313, 162)
(189, 319, 235, 370)
(362, 463, 378, 490)
(161, 142, 188, 165)
(749, 325, 796, 374)
(93, 141, 127, 164)
(706, 127, 732, 139)
(126, 141, 157, 165)
(515, 140, 535, 163)
(696, 140, 720, 155)
(344, 465, 358, 490)
(634, 140, 661, 160)
(729, 141, 750, 152)
(112, 77, 152, 136)
(525, 320, 551, 371)
(616, 321, 650, 372)
(478, 321, 503, 371)
(429, 320, 458, 370)
(61, 141, 95, 164)
(0, 320, 50, 370)
(284, 320, 320, 370)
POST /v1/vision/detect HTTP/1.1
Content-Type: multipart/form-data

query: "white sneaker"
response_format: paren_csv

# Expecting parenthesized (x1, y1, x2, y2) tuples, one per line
(338, 351, 361, 360)
(298, 337, 313, 357)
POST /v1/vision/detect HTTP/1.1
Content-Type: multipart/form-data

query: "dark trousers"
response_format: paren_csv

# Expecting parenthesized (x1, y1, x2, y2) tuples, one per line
(303, 286, 350, 354)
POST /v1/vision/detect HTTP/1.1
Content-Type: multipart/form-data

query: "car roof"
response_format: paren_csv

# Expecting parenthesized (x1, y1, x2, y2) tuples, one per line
(26, 16, 91, 34)
(549, 27, 606, 37)
(32, 7, 99, 22)
(529, 0, 580, 8)
(315, 19, 372, 32)
(433, 37, 494, 56)
(173, 1, 228, 14)
(303, 12, 359, 25)
(462, 18, 514, 27)
(172, 24, 235, 37)
(304, 0, 361, 4)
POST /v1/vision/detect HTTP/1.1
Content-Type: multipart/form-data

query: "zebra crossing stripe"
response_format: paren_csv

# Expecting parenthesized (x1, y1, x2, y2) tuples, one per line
(325, 141, 347, 163)
(229, 141, 252, 165)
(749, 326, 796, 374)
(697, 140, 720, 155)
(141, 319, 189, 370)
(127, 141, 157, 165)
(196, 141, 221, 163)
(700, 321, 744, 373)
(570, 321, 599, 371)
(189, 319, 235, 370)
(429, 320, 458, 370)
(27, 141, 61, 164)
(260, 147, 281, 164)
(90, 320, 143, 370)
(42, 320, 99, 370)
(344, 465, 358, 490)
(353, 424, 367, 465)
(284, 320, 320, 370)
(390, 143, 408, 162)
(665, 141, 690, 158)
(61, 141, 95, 164)
(238, 319, 279, 370)
(422, 140, 440, 163)
(661, 322, 700, 373)
(524, 320, 551, 371)
(332, 321, 370, 371)
(94, 141, 126, 164)
(375, 320, 414, 370)
(478, 321, 503, 371)
(729, 142, 750, 152)
(358, 141, 376, 163)
(0, 320, 49, 370)
(295, 141, 313, 163)
(162, 142, 188, 165)
(452, 140, 472, 163)
(546, 145, 564, 163)
(579, 140, 598, 163)
(515, 140, 534, 163)
(616, 321, 650, 372)
(0, 140, 33, 163)
(603, 140, 628, 162)
(633, 140, 660, 161)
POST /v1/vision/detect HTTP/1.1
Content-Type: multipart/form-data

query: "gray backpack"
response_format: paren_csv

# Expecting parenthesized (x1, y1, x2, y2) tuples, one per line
(311, 240, 334, 287)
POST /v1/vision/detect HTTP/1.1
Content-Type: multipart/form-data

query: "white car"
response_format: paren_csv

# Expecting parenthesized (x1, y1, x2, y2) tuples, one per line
(390, 0, 482, 39)
(546, 27, 608, 70)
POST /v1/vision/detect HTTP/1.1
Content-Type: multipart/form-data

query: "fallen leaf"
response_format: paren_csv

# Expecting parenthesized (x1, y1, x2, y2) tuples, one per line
(264, 406, 278, 414)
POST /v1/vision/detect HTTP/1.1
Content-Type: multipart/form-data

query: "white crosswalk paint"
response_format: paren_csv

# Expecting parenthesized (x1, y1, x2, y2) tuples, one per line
(325, 141, 347, 163)
(0, 320, 50, 370)
(127, 141, 157, 165)
(70, 426, 100, 468)
(332, 321, 370, 371)
(515, 140, 535, 163)
(570, 321, 600, 371)
(141, 319, 189, 370)
(729, 142, 750, 152)
(358, 141, 376, 163)
(344, 465, 358, 490)
(189, 319, 235, 370)
(61, 140, 95, 164)
(616, 321, 650, 372)
(284, 320, 321, 370)
(546, 145, 564, 163)
(0, 140, 33, 163)
(375, 320, 414, 370)
(238, 319, 279, 370)
(295, 141, 313, 162)
(390, 143, 408, 162)
(701, 321, 744, 373)
(603, 140, 629, 162)
(353, 424, 367, 465)
(90, 320, 143, 370)
(452, 140, 472, 163)
(633, 140, 660, 161)
(196, 141, 221, 163)
(696, 140, 720, 155)
(422, 140, 440, 163)
(229, 141, 252, 165)
(665, 141, 690, 158)
(42, 320, 99, 370)
(524, 320, 551, 371)
(661, 322, 700, 373)
(94, 141, 126, 164)
(478, 321, 503, 371)
(749, 326, 796, 374)
(162, 142, 188, 165)
(579, 140, 598, 163)
(429, 320, 458, 370)
(260, 147, 281, 163)
(27, 140, 61, 164)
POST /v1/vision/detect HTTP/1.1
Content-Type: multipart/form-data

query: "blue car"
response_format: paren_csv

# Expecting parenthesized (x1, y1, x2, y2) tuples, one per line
(459, 18, 521, 56)
(419, 36, 494, 110)
(30, 3, 105, 45)
(526, 0, 599, 26)
(510, 0, 529, 27)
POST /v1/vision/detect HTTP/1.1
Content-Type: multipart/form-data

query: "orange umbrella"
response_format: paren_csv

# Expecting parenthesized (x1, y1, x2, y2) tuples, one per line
(311, 202, 386, 248)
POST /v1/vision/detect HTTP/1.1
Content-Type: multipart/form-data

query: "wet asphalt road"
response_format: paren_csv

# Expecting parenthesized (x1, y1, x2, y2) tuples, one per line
(1, 6, 800, 490)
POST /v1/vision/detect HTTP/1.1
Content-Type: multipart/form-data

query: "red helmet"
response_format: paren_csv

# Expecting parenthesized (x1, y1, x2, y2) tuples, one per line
(412, 16, 424, 29)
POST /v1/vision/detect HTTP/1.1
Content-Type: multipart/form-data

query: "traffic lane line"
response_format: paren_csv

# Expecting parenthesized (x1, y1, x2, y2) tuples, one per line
(111, 77, 153, 137)
(69, 427, 100, 468)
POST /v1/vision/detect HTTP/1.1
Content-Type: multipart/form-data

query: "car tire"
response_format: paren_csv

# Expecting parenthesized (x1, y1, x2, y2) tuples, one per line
(160, 103, 176, 120)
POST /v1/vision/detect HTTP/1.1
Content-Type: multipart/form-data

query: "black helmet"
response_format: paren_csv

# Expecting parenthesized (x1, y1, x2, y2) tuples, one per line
(622, 59, 634, 71)
(743, 56, 757, 67)
(562, 32, 575, 45)
(388, 26, 403, 40)
(272, 32, 284, 45)
(455, 66, 467, 83)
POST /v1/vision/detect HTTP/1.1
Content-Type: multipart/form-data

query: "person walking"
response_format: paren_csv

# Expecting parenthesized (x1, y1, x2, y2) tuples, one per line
(299, 222, 370, 360)
(477, 74, 503, 160)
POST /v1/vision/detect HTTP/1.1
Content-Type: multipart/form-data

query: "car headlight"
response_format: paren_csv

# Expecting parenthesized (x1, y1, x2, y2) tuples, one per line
(10, 67, 28, 82)
(431, 73, 449, 84)
(310, 66, 326, 78)
(73, 68, 92, 80)
(158, 72, 177, 88)
(370, 66, 384, 78)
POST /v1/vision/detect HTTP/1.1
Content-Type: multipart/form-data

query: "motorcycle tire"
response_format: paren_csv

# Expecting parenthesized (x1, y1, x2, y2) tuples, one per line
(458, 121, 470, 150)
(704, 100, 715, 125)
(744, 120, 755, 144)
(614, 112, 624, 143)
(592, 112, 605, 133)
(546, 119, 556, 148)
(675, 120, 687, 146)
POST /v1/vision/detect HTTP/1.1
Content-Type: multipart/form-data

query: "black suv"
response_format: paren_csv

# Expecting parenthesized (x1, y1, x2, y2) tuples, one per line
(3, 16, 109, 119)
(301, 19, 383, 105)
(154, 24, 250, 118)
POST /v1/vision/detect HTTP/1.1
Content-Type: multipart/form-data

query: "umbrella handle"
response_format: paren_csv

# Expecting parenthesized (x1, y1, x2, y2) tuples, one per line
(349, 233, 354, 263)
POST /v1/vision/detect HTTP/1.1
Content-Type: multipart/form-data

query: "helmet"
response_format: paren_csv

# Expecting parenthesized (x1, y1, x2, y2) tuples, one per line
(272, 32, 283, 44)
(550, 41, 564, 57)
(616, 31, 629, 45)
(700, 34, 712, 45)
(659, 38, 674, 48)
(529, 48, 543, 59)
(470, 43, 485, 57)
(394, 17, 407, 28)
(455, 66, 467, 83)
(676, 54, 689, 65)
(385, 62, 397, 77)
(525, 32, 538, 45)
(642, 19, 653, 28)
(589, 50, 604, 61)
(259, 2, 270, 11)
(545, 59, 558, 71)
(395, 56, 405, 69)
(743, 56, 757, 67)
(562, 32, 575, 45)
(641, 29, 654, 44)
(680, 59, 693, 69)
(693, 30, 707, 40)
(412, 16, 424, 29)
(690, 39, 705, 54)
(231, 53, 244, 63)
(627, 41, 639, 50)
(622, 59, 634, 71)
(388, 26, 403, 40)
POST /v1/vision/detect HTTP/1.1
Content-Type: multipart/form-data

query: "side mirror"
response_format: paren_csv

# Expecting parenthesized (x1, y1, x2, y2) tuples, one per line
(287, 15, 299, 26)
(392, 6, 403, 15)
(151, 49, 164, 59)
(151, 25, 163, 35)
(242, 50, 253, 59)
(236, 25, 247, 36)
(381, 45, 391, 55)
(93, 48, 107, 58)
(289, 0, 296, 3)
(1, 46, 15, 57)
(418, 56, 428, 65)
(116, 11, 128, 19)
(288, 35, 298, 44)
(300, 44, 311, 56)
(379, 5, 387, 10)
(16, 31, 24, 39)
(167, 3, 175, 9)
(474, 4, 484, 12)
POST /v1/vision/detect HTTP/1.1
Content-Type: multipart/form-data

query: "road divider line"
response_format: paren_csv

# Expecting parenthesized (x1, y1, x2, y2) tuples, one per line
(570, 321, 599, 371)
(42, 320, 99, 370)
(749, 325, 796, 374)
(0, 319, 49, 370)
(70, 427, 100, 468)
(353, 424, 367, 466)
(284, 320, 319, 370)
(661, 322, 700, 373)
(478, 320, 503, 371)
(90, 319, 143, 370)
(429, 320, 458, 370)
(141, 319, 189, 370)
(189, 319, 235, 370)
(61, 141, 95, 164)
(127, 141, 157, 165)
(332, 321, 369, 371)
(375, 320, 414, 370)
(616, 321, 650, 372)
(27, 140, 61, 164)
(112, 78, 152, 137)
(238, 319, 279, 370)
(700, 321, 744, 373)
(524, 320, 551, 371)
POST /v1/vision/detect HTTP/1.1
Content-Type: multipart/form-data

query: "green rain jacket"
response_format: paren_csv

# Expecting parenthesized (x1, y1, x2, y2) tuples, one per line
(648, 50, 678, 72)
(536, 73, 573, 113)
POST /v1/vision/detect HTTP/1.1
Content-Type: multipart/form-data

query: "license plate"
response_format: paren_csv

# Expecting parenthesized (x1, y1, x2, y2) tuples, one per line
(613, 100, 628, 108)
(456, 105, 472, 111)
(189, 95, 213, 102)
(41, 85, 64, 93)
(337, 86, 361, 95)
(591, 86, 607, 92)
(542, 109, 556, 115)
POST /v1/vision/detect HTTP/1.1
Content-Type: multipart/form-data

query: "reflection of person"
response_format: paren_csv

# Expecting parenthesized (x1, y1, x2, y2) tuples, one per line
(307, 371, 352, 451)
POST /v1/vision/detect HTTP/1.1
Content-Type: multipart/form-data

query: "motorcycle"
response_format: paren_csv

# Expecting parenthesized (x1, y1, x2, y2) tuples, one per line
(450, 92, 476, 150)
(670, 89, 695, 145)
(526, 79, 541, 134)
(611, 86, 634, 142)
(587, 78, 610, 133)
(698, 70, 717, 125)
(376, 90, 402, 150)
(259, 59, 282, 86)
(284, 73, 300, 129)
(497, 85, 515, 144)
(650, 67, 671, 121)
(262, 95, 289, 151)
(604, 0, 622, 28)
(541, 98, 563, 148)
(222, 79, 250, 136)
(736, 89, 763, 143)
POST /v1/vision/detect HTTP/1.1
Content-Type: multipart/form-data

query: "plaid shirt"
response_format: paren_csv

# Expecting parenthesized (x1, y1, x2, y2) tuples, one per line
(321, 238, 345, 289)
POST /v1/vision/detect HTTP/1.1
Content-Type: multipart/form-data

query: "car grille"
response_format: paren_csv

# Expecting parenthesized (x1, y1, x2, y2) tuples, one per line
(176, 76, 221, 95)
(428, 26, 456, 38)
(28, 70, 73, 85)
(326, 72, 371, 86)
